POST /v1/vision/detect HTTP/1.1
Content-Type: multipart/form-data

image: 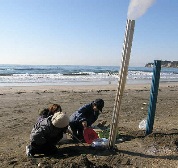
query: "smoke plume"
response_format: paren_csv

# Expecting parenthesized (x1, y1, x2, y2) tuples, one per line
(127, 0, 156, 20)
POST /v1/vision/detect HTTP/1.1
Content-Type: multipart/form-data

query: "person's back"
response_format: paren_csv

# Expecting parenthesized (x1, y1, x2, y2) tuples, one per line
(70, 103, 98, 127)
(31, 116, 65, 145)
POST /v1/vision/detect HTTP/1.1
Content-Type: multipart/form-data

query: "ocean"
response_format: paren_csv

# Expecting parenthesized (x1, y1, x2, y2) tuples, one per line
(0, 64, 178, 86)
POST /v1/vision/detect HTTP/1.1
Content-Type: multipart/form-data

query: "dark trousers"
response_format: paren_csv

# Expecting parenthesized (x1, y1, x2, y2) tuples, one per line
(69, 122, 84, 141)
(29, 142, 58, 155)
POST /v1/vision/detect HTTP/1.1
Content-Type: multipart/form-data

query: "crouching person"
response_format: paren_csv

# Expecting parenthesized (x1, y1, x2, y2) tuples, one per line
(26, 112, 69, 157)
(69, 99, 104, 142)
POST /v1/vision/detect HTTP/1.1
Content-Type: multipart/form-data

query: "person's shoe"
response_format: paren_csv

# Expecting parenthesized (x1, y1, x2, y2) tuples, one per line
(26, 145, 33, 157)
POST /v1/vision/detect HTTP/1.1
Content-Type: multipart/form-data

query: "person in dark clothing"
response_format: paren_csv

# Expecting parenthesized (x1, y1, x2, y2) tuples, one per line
(26, 112, 69, 157)
(69, 99, 104, 141)
(37, 104, 62, 122)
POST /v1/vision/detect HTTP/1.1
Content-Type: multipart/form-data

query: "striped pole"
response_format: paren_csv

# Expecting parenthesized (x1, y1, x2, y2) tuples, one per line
(108, 19, 135, 148)
(146, 60, 161, 135)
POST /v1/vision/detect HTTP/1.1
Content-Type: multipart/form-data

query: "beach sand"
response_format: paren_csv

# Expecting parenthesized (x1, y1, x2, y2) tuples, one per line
(0, 82, 178, 167)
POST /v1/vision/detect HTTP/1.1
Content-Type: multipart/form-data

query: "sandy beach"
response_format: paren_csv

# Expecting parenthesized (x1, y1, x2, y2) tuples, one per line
(1, 82, 178, 167)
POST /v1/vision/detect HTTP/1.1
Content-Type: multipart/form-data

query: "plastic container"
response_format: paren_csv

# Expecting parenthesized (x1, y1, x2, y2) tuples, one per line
(139, 118, 147, 130)
(91, 138, 109, 149)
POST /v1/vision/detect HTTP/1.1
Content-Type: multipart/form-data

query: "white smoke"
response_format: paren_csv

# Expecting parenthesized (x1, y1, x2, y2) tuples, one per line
(127, 0, 156, 20)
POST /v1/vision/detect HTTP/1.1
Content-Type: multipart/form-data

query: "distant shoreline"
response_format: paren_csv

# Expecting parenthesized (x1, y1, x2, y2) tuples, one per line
(145, 60, 178, 68)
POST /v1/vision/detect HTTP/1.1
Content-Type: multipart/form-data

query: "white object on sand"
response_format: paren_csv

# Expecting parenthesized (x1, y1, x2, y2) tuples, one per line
(139, 119, 147, 130)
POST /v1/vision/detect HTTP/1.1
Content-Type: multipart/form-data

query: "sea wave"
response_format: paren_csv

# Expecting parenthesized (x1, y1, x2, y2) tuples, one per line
(0, 64, 178, 86)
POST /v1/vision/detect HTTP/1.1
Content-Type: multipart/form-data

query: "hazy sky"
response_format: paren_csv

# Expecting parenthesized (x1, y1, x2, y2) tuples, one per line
(0, 0, 178, 66)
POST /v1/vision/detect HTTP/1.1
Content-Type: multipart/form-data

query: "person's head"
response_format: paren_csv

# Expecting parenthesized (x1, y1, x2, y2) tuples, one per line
(48, 104, 62, 114)
(51, 112, 69, 128)
(92, 99, 104, 112)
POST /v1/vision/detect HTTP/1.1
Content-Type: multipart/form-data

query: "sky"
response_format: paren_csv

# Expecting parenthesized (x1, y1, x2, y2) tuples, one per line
(0, 0, 178, 67)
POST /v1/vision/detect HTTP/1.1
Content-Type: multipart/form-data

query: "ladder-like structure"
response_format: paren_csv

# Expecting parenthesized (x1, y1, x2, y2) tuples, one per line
(108, 19, 135, 148)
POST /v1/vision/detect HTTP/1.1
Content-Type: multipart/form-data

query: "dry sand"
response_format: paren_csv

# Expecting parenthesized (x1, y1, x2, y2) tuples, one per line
(0, 82, 178, 167)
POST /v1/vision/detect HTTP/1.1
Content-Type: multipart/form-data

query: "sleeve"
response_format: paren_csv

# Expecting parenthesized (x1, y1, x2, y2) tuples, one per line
(48, 132, 63, 145)
(47, 126, 68, 145)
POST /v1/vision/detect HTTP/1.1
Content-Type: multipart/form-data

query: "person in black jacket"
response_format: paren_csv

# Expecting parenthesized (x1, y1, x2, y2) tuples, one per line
(26, 112, 69, 157)
(69, 99, 104, 141)
(37, 104, 62, 122)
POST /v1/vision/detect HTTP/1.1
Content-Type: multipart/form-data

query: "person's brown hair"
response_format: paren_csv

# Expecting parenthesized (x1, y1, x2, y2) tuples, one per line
(48, 104, 62, 114)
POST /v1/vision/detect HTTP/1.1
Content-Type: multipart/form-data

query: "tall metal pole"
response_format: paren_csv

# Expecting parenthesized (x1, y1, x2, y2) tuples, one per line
(146, 60, 161, 135)
(108, 19, 135, 148)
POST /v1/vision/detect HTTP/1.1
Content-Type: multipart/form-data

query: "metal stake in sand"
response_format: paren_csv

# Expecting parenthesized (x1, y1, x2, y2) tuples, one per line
(146, 60, 161, 135)
(108, 19, 135, 148)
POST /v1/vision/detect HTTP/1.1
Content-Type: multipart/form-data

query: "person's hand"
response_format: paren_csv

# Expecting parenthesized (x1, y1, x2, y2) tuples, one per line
(82, 121, 87, 129)
(65, 129, 72, 134)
